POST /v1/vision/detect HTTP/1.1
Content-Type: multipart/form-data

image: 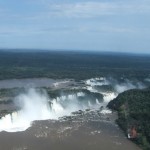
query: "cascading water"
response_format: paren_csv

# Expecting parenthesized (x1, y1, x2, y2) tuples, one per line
(0, 89, 101, 132)
(0, 77, 146, 132)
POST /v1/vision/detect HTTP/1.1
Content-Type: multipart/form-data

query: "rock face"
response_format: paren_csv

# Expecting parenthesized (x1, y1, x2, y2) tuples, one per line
(107, 88, 150, 150)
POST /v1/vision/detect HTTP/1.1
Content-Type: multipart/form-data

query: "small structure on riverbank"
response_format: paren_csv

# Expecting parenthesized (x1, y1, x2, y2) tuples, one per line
(128, 126, 137, 139)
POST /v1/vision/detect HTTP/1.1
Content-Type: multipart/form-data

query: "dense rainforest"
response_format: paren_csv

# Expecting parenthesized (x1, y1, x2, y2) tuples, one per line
(108, 88, 150, 150)
(0, 50, 150, 80)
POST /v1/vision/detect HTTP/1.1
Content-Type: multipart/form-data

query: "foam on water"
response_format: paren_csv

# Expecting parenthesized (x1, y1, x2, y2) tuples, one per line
(85, 77, 109, 86)
(0, 77, 146, 132)
(0, 89, 101, 132)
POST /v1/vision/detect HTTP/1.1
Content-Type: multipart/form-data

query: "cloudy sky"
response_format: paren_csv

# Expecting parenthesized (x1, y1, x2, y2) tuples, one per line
(0, 0, 150, 53)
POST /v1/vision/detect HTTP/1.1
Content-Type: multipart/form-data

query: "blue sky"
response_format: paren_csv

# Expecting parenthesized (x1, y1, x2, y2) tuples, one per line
(0, 0, 150, 53)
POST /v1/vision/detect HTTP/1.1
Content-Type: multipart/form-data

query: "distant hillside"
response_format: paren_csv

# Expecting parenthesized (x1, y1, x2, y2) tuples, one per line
(0, 50, 150, 80)
(108, 88, 150, 150)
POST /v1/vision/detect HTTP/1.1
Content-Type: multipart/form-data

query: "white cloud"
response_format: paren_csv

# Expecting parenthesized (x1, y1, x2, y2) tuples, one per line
(0, 27, 43, 36)
(1, 1, 150, 21)
(46, 1, 150, 18)
(0, 25, 135, 37)
(48, 2, 116, 18)
(89, 26, 136, 33)
(0, 1, 150, 38)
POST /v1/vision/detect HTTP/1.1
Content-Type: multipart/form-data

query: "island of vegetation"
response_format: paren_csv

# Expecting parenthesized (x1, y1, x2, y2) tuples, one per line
(108, 88, 150, 150)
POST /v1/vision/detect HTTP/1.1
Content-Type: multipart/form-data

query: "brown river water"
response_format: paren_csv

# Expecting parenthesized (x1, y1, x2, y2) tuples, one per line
(0, 78, 141, 150)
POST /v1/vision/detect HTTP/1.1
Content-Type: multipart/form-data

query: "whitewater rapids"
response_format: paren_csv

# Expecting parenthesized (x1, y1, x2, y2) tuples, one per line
(0, 77, 146, 132)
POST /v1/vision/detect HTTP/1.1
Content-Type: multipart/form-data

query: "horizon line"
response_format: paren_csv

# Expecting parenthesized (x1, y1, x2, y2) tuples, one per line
(0, 48, 150, 56)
